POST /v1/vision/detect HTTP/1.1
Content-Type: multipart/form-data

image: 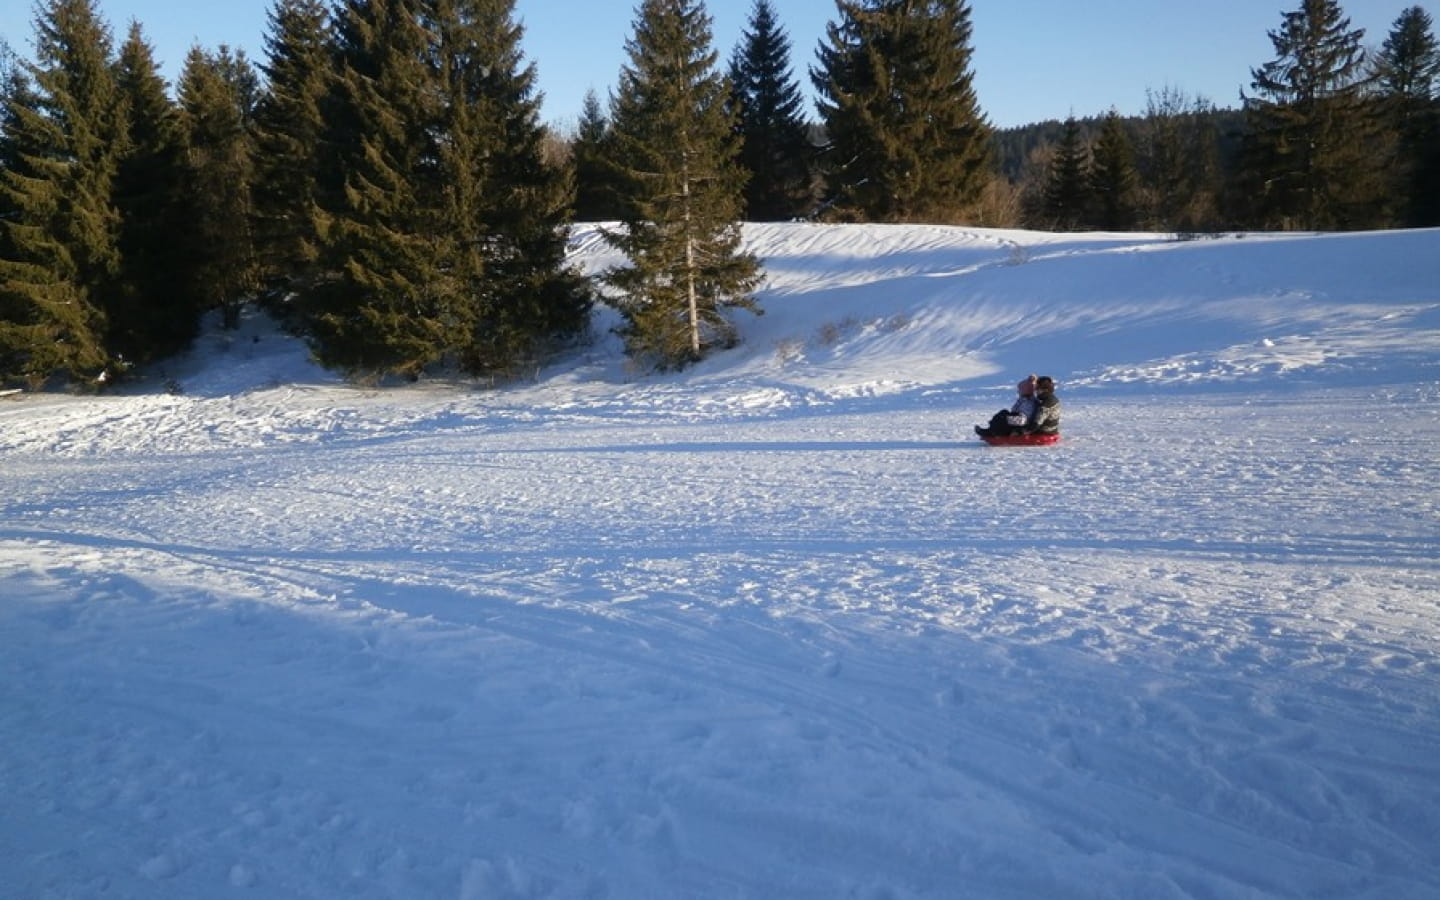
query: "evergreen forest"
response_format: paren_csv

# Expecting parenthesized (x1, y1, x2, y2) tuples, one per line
(2, 0, 1436, 389)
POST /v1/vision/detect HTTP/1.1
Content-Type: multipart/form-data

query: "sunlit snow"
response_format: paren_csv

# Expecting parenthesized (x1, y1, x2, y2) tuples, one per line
(2, 224, 1438, 899)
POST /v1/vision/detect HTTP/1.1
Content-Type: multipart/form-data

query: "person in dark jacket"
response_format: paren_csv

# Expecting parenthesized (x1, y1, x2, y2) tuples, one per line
(1026, 376, 1061, 435)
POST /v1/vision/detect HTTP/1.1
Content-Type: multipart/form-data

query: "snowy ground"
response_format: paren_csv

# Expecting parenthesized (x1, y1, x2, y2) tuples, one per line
(2, 224, 1438, 899)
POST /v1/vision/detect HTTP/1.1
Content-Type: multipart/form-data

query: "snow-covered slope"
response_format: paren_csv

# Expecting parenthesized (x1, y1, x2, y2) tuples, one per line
(2, 224, 1438, 899)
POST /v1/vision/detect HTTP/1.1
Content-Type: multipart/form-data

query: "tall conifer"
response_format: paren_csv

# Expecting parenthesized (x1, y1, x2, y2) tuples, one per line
(307, 0, 456, 377)
(0, 0, 121, 385)
(306, 0, 588, 380)
(1088, 110, 1140, 231)
(571, 89, 621, 221)
(112, 22, 195, 363)
(0, 49, 36, 383)
(812, 0, 991, 223)
(177, 46, 260, 330)
(252, 0, 331, 302)
(728, 0, 814, 220)
(440, 0, 591, 376)
(1040, 116, 1091, 231)
(1242, 0, 1387, 229)
(1375, 7, 1440, 225)
(603, 0, 761, 370)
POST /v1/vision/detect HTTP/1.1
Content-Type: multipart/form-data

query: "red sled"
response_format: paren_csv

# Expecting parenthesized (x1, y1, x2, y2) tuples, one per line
(980, 432, 1060, 447)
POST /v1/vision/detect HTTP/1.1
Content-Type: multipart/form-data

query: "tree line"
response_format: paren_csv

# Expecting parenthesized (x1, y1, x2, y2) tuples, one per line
(997, 4, 1440, 234)
(2, 0, 1436, 390)
(2, 0, 591, 388)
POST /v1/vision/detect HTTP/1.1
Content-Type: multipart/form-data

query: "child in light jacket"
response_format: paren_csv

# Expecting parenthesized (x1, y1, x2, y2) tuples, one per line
(975, 375, 1038, 438)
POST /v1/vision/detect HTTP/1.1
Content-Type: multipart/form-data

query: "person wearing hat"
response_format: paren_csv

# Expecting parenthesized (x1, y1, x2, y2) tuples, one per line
(974, 374, 1039, 438)
(1025, 375, 1061, 436)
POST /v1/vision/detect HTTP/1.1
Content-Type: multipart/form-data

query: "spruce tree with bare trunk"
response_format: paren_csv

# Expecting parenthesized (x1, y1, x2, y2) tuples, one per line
(603, 0, 761, 370)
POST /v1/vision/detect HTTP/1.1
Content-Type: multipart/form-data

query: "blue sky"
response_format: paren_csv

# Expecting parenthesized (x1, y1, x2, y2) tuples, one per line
(1, 0, 1418, 128)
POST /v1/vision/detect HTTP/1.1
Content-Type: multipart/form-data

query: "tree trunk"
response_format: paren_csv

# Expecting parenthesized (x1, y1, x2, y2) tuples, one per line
(682, 145, 701, 356)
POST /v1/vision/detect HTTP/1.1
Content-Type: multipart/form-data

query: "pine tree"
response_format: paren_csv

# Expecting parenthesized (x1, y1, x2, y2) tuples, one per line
(251, 0, 331, 302)
(0, 0, 122, 386)
(305, 0, 589, 380)
(728, 0, 814, 220)
(1377, 6, 1440, 101)
(439, 0, 592, 376)
(176, 45, 260, 330)
(1040, 116, 1091, 230)
(111, 22, 196, 364)
(306, 0, 458, 378)
(1375, 7, 1440, 225)
(1088, 110, 1140, 231)
(0, 47, 35, 383)
(811, 0, 992, 223)
(604, 0, 761, 370)
(571, 89, 622, 221)
(1241, 0, 1387, 229)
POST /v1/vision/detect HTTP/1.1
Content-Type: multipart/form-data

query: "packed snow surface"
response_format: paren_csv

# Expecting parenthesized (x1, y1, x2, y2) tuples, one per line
(3, 224, 1439, 899)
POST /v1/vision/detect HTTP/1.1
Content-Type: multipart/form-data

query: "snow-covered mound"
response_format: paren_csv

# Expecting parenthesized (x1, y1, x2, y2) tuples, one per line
(578, 222, 1440, 395)
(2, 224, 1438, 899)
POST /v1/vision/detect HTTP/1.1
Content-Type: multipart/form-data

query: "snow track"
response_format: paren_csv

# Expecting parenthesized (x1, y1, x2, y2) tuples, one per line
(3, 224, 1438, 898)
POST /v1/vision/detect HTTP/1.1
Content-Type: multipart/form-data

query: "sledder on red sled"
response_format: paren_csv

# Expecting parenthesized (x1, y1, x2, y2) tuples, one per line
(974, 374, 1061, 446)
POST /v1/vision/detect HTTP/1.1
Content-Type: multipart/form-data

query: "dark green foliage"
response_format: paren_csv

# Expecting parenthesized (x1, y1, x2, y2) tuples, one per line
(304, 0, 589, 381)
(811, 0, 992, 223)
(1375, 6, 1440, 225)
(1038, 117, 1091, 230)
(1242, 0, 1389, 229)
(603, 0, 761, 370)
(728, 0, 814, 220)
(993, 118, 1085, 182)
(305, 0, 459, 377)
(1137, 87, 1225, 232)
(441, 0, 592, 376)
(251, 0, 331, 302)
(0, 44, 18, 230)
(1088, 110, 1140, 230)
(1377, 6, 1440, 99)
(571, 89, 623, 221)
(177, 45, 260, 330)
(111, 23, 196, 363)
(0, 0, 122, 386)
(0, 53, 35, 383)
